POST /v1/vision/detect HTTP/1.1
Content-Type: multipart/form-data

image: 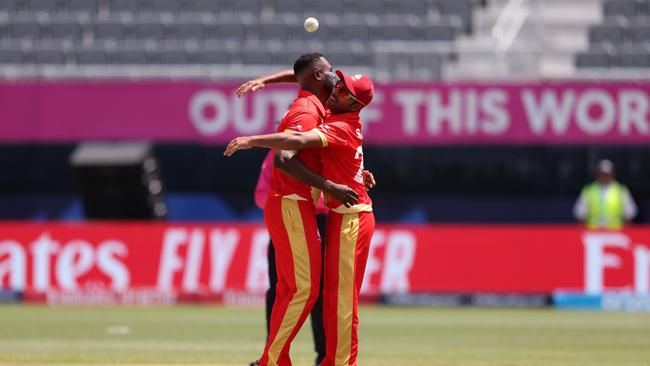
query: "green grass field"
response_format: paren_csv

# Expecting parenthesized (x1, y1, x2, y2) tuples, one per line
(1, 305, 649, 366)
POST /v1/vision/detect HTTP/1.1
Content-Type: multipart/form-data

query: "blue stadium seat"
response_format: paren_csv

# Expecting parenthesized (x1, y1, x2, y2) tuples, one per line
(11, 21, 41, 40)
(230, 0, 261, 14)
(0, 0, 20, 12)
(26, 0, 58, 12)
(242, 48, 275, 65)
(66, 0, 99, 13)
(148, 0, 180, 14)
(132, 22, 166, 41)
(354, 48, 373, 65)
(155, 49, 190, 64)
(589, 23, 626, 46)
(256, 21, 289, 43)
(391, 0, 430, 16)
(438, 0, 472, 33)
(328, 50, 356, 67)
(356, 0, 385, 15)
(171, 22, 206, 41)
(198, 48, 231, 64)
(33, 49, 67, 64)
(639, 0, 650, 16)
(0, 48, 22, 63)
(629, 23, 650, 44)
(75, 49, 108, 64)
(116, 49, 149, 64)
(315, 0, 346, 15)
(49, 22, 84, 42)
(413, 52, 443, 76)
(603, 0, 638, 19)
(215, 22, 246, 42)
(575, 48, 611, 68)
(0, 22, 9, 40)
(186, 0, 222, 13)
(274, 0, 303, 14)
(109, 0, 140, 13)
(617, 48, 650, 67)
(331, 23, 371, 43)
(382, 23, 413, 41)
(326, 42, 371, 67)
(424, 22, 457, 41)
(93, 21, 125, 41)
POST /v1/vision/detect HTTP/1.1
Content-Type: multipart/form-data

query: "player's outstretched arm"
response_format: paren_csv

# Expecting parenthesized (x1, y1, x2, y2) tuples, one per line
(234, 69, 296, 98)
(223, 131, 322, 156)
(274, 150, 359, 207)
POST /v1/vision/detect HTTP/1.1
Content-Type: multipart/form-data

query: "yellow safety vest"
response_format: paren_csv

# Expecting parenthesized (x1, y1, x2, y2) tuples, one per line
(581, 181, 628, 230)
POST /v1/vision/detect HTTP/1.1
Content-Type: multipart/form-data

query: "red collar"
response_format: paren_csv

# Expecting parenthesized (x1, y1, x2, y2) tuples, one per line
(326, 111, 361, 125)
(297, 89, 326, 118)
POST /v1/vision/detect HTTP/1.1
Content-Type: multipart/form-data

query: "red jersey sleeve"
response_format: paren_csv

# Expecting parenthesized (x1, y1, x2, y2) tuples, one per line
(313, 121, 349, 148)
(279, 108, 320, 133)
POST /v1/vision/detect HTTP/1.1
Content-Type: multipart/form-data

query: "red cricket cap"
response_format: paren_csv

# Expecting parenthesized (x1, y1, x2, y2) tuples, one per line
(335, 69, 374, 107)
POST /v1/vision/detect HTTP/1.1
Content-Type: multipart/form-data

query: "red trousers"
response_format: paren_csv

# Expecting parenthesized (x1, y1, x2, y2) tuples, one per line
(260, 197, 322, 366)
(321, 210, 375, 366)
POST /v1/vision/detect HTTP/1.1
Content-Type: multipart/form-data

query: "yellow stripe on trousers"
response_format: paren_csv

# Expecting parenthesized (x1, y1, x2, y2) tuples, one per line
(267, 199, 312, 366)
(336, 213, 359, 366)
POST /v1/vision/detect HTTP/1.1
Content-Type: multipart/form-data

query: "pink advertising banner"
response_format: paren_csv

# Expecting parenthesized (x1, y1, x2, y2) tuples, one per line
(2, 81, 650, 144)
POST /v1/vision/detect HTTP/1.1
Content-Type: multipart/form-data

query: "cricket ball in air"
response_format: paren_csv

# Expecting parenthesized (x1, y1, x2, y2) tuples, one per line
(304, 17, 319, 32)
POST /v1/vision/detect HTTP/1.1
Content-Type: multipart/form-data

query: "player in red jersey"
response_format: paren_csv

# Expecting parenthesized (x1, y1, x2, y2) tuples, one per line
(239, 53, 359, 366)
(238, 61, 376, 366)
(225, 70, 375, 366)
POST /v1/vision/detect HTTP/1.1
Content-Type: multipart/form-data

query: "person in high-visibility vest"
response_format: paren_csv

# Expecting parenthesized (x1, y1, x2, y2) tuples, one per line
(573, 159, 638, 230)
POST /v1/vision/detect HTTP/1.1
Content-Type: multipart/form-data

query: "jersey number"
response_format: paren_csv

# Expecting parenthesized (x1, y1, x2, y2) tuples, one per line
(354, 146, 364, 184)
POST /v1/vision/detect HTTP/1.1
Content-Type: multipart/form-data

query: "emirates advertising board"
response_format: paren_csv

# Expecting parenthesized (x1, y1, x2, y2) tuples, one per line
(1, 223, 649, 309)
(2, 81, 650, 144)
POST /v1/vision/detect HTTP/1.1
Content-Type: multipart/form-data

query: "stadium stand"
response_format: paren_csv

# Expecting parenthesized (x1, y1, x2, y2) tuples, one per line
(0, 0, 487, 80)
(577, 0, 650, 71)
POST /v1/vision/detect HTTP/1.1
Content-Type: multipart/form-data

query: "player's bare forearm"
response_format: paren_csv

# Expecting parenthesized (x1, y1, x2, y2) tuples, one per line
(274, 150, 359, 207)
(263, 69, 297, 83)
(223, 133, 358, 206)
(224, 131, 321, 156)
(274, 150, 328, 190)
(234, 69, 296, 97)
(251, 132, 310, 150)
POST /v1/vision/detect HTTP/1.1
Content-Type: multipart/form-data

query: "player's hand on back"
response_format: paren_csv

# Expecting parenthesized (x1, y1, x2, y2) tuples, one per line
(224, 136, 253, 156)
(324, 180, 359, 208)
(362, 169, 376, 191)
(235, 79, 266, 98)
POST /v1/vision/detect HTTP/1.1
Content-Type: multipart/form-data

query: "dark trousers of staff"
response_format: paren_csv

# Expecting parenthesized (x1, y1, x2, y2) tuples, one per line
(265, 213, 327, 366)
